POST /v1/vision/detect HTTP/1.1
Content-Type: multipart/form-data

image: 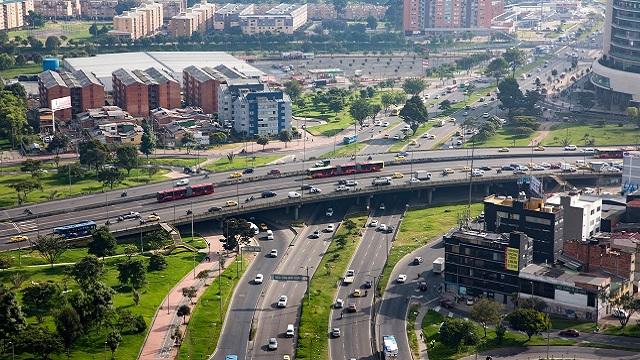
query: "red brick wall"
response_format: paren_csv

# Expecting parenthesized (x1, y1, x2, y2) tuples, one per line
(40, 84, 72, 121)
(182, 72, 218, 114)
(80, 83, 106, 112)
(563, 241, 633, 279)
(158, 80, 181, 110)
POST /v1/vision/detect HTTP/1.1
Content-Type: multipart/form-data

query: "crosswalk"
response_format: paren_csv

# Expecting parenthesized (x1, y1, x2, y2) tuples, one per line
(16, 220, 38, 233)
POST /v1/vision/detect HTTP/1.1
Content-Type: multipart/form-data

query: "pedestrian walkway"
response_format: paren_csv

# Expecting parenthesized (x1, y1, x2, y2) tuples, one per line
(414, 305, 430, 360)
(139, 236, 229, 360)
(459, 345, 640, 360)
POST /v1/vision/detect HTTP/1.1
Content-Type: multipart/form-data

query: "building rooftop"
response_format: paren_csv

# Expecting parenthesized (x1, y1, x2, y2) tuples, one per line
(113, 68, 144, 86)
(73, 69, 103, 87)
(520, 263, 610, 289)
(216, 3, 253, 15)
(39, 70, 67, 89)
(484, 194, 561, 213)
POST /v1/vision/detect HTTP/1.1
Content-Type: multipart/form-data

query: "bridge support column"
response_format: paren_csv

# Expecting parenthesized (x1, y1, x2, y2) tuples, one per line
(285, 206, 290, 215)
(485, 184, 491, 196)
(293, 205, 300, 220)
(356, 196, 361, 205)
(427, 188, 434, 204)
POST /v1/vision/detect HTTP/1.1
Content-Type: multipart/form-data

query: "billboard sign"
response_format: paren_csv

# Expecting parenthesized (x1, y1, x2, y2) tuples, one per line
(272, 274, 307, 281)
(243, 246, 261, 253)
(529, 175, 543, 197)
(505, 247, 520, 271)
(51, 96, 71, 111)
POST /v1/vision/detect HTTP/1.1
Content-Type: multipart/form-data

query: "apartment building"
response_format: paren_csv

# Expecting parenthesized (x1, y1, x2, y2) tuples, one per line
(183, 65, 236, 114)
(547, 193, 603, 241)
(402, 0, 504, 32)
(218, 79, 291, 136)
(239, 3, 307, 34)
(168, 1, 214, 37)
(213, 3, 253, 30)
(80, 0, 117, 19)
(112, 67, 180, 117)
(33, 0, 80, 18)
(157, 0, 184, 18)
(484, 194, 564, 264)
(38, 69, 105, 121)
(92, 122, 143, 145)
(0, 0, 33, 30)
(443, 229, 533, 304)
(111, 1, 163, 39)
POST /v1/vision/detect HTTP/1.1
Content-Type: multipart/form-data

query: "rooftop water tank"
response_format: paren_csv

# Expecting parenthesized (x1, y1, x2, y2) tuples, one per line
(42, 57, 60, 71)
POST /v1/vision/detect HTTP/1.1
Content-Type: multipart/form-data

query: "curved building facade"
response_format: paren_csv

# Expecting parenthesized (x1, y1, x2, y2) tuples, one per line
(592, 0, 640, 108)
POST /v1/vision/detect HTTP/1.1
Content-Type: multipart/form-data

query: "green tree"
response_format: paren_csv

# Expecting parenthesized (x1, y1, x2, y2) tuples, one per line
(106, 330, 121, 357)
(0, 91, 28, 148)
(4, 82, 26, 99)
(69, 282, 113, 330)
(327, 97, 344, 113)
(438, 99, 452, 110)
(24, 10, 45, 28)
(28, 36, 43, 49)
(284, 80, 303, 100)
(439, 318, 480, 350)
(88, 226, 117, 258)
(148, 253, 168, 271)
(502, 47, 525, 77)
(222, 218, 256, 252)
(402, 77, 427, 95)
(78, 139, 110, 172)
(55, 306, 83, 355)
(470, 298, 503, 337)
(10, 177, 42, 203)
(209, 131, 227, 145)
(485, 57, 508, 87)
(349, 97, 372, 126)
(627, 106, 640, 128)
(139, 121, 156, 159)
(44, 35, 61, 52)
(366, 15, 378, 29)
(256, 135, 269, 151)
(20, 159, 43, 177)
(58, 162, 83, 183)
(380, 91, 395, 111)
(46, 133, 69, 167)
(18, 325, 63, 359)
(70, 255, 104, 288)
(0, 53, 15, 70)
(497, 77, 524, 119)
(32, 235, 67, 267)
(0, 284, 27, 341)
(21, 281, 61, 323)
(117, 258, 146, 289)
(177, 304, 191, 324)
(400, 95, 428, 124)
(609, 293, 640, 328)
(278, 130, 292, 148)
(495, 322, 507, 344)
(182, 286, 197, 304)
(115, 144, 139, 175)
(507, 308, 550, 340)
(98, 167, 124, 190)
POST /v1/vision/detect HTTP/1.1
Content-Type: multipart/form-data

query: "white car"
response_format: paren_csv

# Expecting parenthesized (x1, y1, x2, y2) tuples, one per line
(335, 298, 344, 308)
(382, 122, 390, 127)
(288, 191, 301, 199)
(335, 185, 349, 192)
(482, 112, 490, 118)
(268, 337, 278, 350)
(369, 219, 379, 227)
(277, 295, 288, 308)
(266, 230, 274, 240)
(393, 134, 401, 140)
(397, 274, 407, 283)
(379, 203, 385, 210)
(325, 224, 335, 232)
(326, 208, 334, 217)
(378, 224, 388, 232)
(254, 274, 264, 284)
(463, 111, 469, 116)
(374, 121, 382, 126)
(270, 249, 278, 258)
(175, 178, 190, 186)
(409, 177, 421, 183)
(564, 145, 578, 151)
(582, 147, 595, 153)
(331, 328, 341, 337)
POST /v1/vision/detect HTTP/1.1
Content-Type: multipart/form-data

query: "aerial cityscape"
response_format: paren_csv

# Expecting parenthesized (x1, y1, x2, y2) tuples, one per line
(1, 0, 640, 359)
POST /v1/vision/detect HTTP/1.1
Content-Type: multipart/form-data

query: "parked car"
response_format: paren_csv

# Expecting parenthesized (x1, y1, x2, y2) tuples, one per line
(440, 299, 454, 309)
(559, 329, 580, 337)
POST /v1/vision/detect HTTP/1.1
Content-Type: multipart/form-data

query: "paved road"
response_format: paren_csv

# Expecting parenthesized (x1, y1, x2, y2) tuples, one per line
(330, 204, 403, 360)
(460, 346, 640, 360)
(249, 206, 345, 359)
(0, 152, 603, 247)
(211, 227, 294, 360)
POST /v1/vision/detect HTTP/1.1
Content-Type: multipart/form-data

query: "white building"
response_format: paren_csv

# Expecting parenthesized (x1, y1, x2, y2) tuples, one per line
(547, 193, 602, 241)
(623, 151, 640, 193)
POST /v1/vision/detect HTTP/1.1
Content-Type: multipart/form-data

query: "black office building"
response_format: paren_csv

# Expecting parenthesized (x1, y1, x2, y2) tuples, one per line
(484, 194, 564, 264)
(443, 229, 533, 305)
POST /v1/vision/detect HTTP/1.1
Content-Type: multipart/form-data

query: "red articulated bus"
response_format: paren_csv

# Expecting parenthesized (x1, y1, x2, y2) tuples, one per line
(156, 183, 214, 202)
(594, 148, 624, 159)
(307, 161, 385, 179)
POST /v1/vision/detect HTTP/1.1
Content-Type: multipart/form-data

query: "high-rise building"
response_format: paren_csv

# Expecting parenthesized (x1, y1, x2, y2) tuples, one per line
(110, 1, 163, 39)
(112, 67, 180, 117)
(443, 229, 533, 304)
(38, 69, 105, 122)
(182, 65, 243, 114)
(213, 3, 254, 30)
(80, 0, 118, 19)
(402, 0, 503, 32)
(168, 1, 215, 37)
(591, 0, 640, 108)
(33, 0, 81, 18)
(484, 194, 564, 264)
(1, 0, 33, 30)
(239, 3, 307, 34)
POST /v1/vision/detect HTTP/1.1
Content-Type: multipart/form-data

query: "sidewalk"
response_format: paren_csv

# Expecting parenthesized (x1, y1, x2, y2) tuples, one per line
(139, 236, 229, 360)
(414, 305, 430, 360)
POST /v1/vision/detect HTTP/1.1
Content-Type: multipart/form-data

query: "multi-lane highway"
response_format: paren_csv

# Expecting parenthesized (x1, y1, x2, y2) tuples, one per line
(212, 226, 295, 359)
(330, 205, 403, 359)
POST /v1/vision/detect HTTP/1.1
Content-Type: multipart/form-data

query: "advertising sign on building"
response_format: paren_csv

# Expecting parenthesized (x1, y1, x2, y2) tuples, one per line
(50, 96, 72, 111)
(505, 247, 519, 271)
(529, 175, 543, 197)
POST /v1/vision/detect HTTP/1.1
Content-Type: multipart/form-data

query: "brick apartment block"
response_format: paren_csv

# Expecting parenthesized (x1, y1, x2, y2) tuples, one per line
(38, 69, 105, 121)
(112, 67, 180, 117)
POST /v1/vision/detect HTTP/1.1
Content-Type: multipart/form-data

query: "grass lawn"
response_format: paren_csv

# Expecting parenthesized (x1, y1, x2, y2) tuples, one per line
(407, 304, 421, 359)
(7, 21, 110, 41)
(0, 63, 42, 79)
(148, 157, 205, 168)
(603, 323, 640, 337)
(543, 123, 640, 146)
(177, 257, 247, 359)
(296, 214, 368, 359)
(388, 122, 434, 153)
(0, 168, 169, 208)
(203, 155, 282, 173)
(467, 126, 538, 148)
(422, 310, 576, 360)
(378, 203, 482, 295)
(304, 108, 357, 137)
(180, 235, 209, 250)
(0, 249, 204, 360)
(550, 318, 597, 332)
(318, 142, 366, 159)
(0, 242, 135, 267)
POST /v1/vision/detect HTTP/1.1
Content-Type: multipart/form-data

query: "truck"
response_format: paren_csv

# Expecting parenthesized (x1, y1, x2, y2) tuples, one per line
(560, 163, 577, 173)
(433, 257, 445, 274)
(372, 177, 392, 186)
(343, 269, 355, 285)
(415, 170, 432, 181)
(382, 335, 399, 358)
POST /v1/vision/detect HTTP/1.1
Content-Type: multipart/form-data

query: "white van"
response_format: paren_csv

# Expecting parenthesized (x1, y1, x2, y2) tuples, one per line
(175, 178, 190, 186)
(613, 308, 629, 319)
(288, 191, 301, 199)
(285, 324, 295, 337)
(266, 230, 274, 240)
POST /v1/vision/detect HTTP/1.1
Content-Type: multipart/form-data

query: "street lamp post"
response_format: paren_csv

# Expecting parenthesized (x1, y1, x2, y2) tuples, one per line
(9, 341, 14, 360)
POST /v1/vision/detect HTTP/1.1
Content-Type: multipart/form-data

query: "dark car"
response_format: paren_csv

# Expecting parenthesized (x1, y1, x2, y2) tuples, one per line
(363, 280, 372, 289)
(268, 169, 281, 176)
(383, 226, 394, 234)
(501, 165, 515, 171)
(440, 299, 454, 309)
(419, 282, 428, 292)
(559, 329, 580, 337)
(301, 184, 313, 190)
(261, 191, 277, 198)
(346, 303, 357, 313)
(208, 206, 223, 212)
(413, 257, 424, 265)
(242, 168, 254, 174)
(337, 179, 347, 185)
(479, 166, 492, 171)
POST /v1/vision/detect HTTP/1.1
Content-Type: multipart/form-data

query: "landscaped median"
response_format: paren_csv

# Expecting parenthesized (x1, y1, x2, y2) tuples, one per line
(318, 142, 367, 159)
(377, 203, 483, 296)
(421, 310, 576, 360)
(203, 154, 283, 172)
(177, 257, 248, 360)
(295, 213, 368, 359)
(388, 122, 434, 153)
